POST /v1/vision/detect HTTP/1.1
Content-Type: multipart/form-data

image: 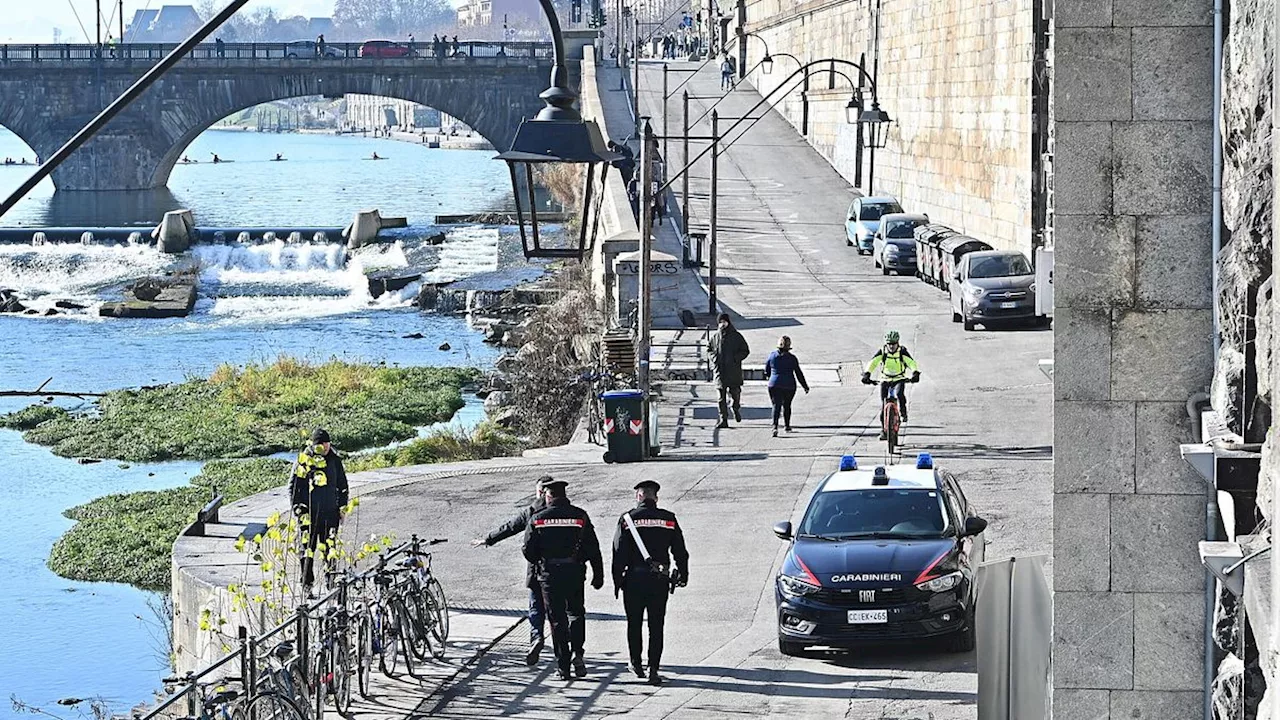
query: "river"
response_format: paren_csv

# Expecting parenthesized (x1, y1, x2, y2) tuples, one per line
(0, 127, 510, 716)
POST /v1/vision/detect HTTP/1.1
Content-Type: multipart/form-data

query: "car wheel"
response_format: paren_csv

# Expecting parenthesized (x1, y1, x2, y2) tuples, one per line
(945, 610, 976, 653)
(846, 238, 853, 247)
(963, 316, 976, 332)
(778, 636, 805, 657)
(603, 451, 614, 463)
(882, 264, 890, 276)
(952, 310, 962, 323)
(1036, 315, 1052, 329)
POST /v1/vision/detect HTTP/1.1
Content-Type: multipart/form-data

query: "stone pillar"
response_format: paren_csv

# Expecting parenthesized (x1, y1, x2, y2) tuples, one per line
(1053, 0, 1216, 716)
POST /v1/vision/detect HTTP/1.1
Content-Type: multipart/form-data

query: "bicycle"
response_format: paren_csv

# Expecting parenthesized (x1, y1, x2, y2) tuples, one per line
(312, 606, 353, 716)
(255, 641, 317, 720)
(164, 669, 307, 720)
(401, 537, 450, 660)
(867, 378, 915, 457)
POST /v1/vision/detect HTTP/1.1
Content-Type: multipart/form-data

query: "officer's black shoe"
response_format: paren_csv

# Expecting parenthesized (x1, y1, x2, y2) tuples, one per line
(733, 407, 742, 423)
(572, 655, 587, 677)
(630, 661, 646, 678)
(525, 638, 544, 666)
(556, 668, 573, 681)
(647, 671, 664, 686)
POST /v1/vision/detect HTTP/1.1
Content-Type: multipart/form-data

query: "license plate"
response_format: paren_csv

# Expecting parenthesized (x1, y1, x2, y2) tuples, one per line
(1000, 301, 1018, 309)
(847, 610, 888, 624)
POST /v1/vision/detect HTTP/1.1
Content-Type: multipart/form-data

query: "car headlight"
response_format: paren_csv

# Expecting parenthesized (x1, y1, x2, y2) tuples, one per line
(885, 245, 900, 254)
(965, 286, 985, 299)
(915, 571, 963, 593)
(778, 574, 821, 598)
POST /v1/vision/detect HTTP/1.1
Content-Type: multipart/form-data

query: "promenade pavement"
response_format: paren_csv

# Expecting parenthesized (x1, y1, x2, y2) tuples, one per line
(192, 57, 1051, 720)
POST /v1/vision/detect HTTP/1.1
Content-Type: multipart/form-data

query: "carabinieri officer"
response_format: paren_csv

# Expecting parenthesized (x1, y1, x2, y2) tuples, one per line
(612, 480, 689, 685)
(522, 478, 604, 681)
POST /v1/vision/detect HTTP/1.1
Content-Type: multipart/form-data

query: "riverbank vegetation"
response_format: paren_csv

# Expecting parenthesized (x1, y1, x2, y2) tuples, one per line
(7, 357, 480, 462)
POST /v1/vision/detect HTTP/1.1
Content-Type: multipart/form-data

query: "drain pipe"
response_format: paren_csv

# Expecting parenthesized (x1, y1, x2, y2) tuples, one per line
(1189, 391, 1216, 720)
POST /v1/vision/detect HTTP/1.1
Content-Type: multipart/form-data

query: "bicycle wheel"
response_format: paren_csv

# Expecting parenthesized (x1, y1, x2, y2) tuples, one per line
(426, 575, 450, 649)
(884, 403, 900, 456)
(395, 599, 418, 676)
(376, 607, 399, 677)
(330, 632, 353, 715)
(286, 663, 314, 720)
(356, 611, 373, 698)
(310, 649, 326, 720)
(242, 691, 307, 720)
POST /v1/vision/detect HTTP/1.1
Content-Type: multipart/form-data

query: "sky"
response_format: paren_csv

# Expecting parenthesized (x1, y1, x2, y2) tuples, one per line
(0, 0, 338, 43)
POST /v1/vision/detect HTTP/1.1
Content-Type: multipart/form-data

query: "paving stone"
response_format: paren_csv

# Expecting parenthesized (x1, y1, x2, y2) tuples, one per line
(1054, 689, 1111, 720)
(1054, 494, 1111, 591)
(1054, 122, 1113, 215)
(1054, 591, 1134, 689)
(1054, 308, 1113, 401)
(1113, 0, 1213, 26)
(1111, 494, 1207, 592)
(1135, 401, 1206, 494)
(1133, 593, 1205, 689)
(1114, 122, 1213, 215)
(1110, 690, 1204, 717)
(1056, 0, 1113, 28)
(1056, 28, 1132, 121)
(1111, 309, 1213, 401)
(1135, 214, 1214, 309)
(1056, 401, 1136, 493)
(1132, 27, 1215, 120)
(1054, 215, 1135, 308)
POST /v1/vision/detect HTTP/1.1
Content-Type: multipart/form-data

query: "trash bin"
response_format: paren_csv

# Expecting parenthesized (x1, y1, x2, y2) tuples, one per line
(913, 224, 955, 286)
(602, 389, 646, 463)
(938, 235, 994, 291)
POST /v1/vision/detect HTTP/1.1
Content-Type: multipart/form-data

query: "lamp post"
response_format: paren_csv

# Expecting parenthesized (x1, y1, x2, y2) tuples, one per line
(495, 0, 622, 259)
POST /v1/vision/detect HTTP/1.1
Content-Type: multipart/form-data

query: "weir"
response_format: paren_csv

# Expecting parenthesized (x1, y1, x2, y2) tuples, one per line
(0, 226, 346, 245)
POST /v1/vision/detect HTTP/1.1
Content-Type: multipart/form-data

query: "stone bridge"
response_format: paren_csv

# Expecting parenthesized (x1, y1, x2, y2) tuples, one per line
(0, 42, 554, 191)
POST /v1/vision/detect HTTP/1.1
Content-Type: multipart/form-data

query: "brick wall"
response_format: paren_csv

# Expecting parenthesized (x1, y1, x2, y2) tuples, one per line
(744, 0, 1034, 255)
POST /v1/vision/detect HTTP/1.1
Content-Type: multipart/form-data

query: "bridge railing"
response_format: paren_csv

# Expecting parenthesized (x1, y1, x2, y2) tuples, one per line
(0, 41, 552, 63)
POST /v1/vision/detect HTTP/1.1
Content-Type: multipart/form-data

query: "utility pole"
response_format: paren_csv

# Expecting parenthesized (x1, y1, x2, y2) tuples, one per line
(681, 90, 689, 233)
(633, 14, 641, 141)
(96, 0, 102, 50)
(119, 0, 125, 45)
(709, 110, 719, 314)
(662, 64, 669, 167)
(868, 0, 881, 193)
(637, 119, 655, 435)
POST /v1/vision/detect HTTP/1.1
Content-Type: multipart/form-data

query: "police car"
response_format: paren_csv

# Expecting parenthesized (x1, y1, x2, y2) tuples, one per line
(772, 454, 988, 655)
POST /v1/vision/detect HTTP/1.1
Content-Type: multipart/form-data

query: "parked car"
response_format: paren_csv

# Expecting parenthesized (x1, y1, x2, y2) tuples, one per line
(284, 40, 343, 58)
(873, 212, 929, 275)
(772, 455, 987, 655)
(948, 250, 1043, 331)
(845, 195, 903, 254)
(359, 40, 413, 58)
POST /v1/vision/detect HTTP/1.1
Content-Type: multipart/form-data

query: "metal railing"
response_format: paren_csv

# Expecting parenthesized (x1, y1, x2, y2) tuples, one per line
(0, 41, 553, 63)
(137, 535, 428, 720)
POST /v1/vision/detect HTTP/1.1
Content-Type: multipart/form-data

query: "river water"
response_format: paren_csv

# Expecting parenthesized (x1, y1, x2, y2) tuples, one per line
(0, 128, 510, 715)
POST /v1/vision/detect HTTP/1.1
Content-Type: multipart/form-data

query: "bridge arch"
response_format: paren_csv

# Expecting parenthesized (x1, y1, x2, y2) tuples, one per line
(0, 56, 552, 192)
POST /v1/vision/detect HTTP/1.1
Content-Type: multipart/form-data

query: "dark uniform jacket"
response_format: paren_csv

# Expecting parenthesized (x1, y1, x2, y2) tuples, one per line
(708, 325, 750, 387)
(611, 500, 690, 590)
(522, 497, 603, 582)
(483, 496, 547, 588)
(289, 446, 349, 519)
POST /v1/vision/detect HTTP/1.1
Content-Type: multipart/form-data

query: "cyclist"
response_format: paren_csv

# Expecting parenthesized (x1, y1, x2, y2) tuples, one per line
(861, 331, 920, 436)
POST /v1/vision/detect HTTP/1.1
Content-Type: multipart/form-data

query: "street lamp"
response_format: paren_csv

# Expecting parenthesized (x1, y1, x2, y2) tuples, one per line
(858, 101, 892, 148)
(496, 0, 621, 259)
(761, 54, 774, 74)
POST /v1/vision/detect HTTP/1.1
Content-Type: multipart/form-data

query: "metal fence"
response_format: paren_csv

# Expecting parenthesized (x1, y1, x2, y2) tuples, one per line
(138, 536, 424, 720)
(0, 41, 552, 63)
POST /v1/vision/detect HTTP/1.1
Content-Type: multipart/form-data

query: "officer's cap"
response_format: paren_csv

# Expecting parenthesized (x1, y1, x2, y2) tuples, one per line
(539, 478, 568, 491)
(633, 480, 661, 492)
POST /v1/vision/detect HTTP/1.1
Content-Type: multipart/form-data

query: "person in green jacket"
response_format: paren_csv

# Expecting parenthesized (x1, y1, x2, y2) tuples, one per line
(861, 330, 921, 428)
(708, 313, 750, 428)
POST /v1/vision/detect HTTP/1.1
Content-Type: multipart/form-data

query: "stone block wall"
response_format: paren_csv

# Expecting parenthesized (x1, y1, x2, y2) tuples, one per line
(744, 0, 1035, 255)
(1053, 0, 1215, 714)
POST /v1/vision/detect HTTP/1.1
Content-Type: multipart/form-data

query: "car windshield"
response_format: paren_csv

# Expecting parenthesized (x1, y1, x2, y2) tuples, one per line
(798, 489, 950, 539)
(968, 254, 1033, 278)
(886, 221, 919, 239)
(859, 202, 903, 221)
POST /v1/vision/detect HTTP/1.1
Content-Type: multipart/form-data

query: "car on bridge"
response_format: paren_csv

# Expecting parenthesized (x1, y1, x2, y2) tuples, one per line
(845, 195, 903, 254)
(948, 249, 1043, 331)
(359, 40, 414, 58)
(872, 212, 929, 275)
(771, 455, 987, 656)
(284, 40, 345, 58)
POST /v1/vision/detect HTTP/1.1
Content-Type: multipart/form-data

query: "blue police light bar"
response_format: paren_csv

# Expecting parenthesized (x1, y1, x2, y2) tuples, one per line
(916, 453, 934, 469)
(839, 454, 857, 471)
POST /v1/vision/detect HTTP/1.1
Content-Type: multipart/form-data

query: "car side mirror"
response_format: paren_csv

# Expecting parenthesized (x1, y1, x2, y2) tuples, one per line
(963, 516, 988, 537)
(952, 269, 962, 280)
(773, 521, 793, 540)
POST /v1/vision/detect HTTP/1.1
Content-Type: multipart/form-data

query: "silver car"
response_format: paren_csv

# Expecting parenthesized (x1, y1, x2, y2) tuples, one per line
(873, 212, 929, 275)
(949, 250, 1045, 331)
(844, 195, 903, 254)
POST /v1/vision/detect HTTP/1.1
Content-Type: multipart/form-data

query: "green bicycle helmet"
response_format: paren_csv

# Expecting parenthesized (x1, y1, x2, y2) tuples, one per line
(885, 330, 900, 344)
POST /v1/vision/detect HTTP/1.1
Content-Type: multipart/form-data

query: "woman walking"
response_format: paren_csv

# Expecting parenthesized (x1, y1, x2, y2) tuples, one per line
(764, 336, 810, 437)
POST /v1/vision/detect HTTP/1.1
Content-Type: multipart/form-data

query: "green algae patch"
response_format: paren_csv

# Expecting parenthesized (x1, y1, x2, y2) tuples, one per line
(48, 459, 291, 590)
(0, 404, 68, 430)
(20, 357, 481, 462)
(345, 422, 523, 472)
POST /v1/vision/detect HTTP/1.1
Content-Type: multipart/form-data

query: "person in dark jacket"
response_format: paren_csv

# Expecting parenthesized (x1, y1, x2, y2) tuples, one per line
(708, 312, 750, 428)
(289, 428, 349, 589)
(472, 476, 551, 665)
(612, 480, 689, 685)
(522, 479, 604, 681)
(763, 335, 809, 437)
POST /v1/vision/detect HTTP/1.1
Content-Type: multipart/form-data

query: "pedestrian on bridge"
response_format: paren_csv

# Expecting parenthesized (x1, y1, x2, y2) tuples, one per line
(764, 335, 809, 437)
(709, 312, 749, 428)
(522, 479, 604, 681)
(472, 476, 551, 666)
(316, 34, 326, 58)
(612, 480, 688, 685)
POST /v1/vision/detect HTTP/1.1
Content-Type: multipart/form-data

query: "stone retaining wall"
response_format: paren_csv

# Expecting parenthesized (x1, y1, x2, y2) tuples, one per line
(743, 0, 1035, 256)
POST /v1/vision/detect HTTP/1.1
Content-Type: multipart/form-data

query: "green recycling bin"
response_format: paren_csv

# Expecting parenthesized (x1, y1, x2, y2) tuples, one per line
(602, 389, 646, 463)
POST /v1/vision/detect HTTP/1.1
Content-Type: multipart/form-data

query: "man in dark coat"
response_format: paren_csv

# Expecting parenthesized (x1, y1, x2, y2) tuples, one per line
(473, 476, 552, 665)
(612, 480, 688, 685)
(708, 312, 750, 428)
(289, 428, 349, 590)
(523, 479, 604, 681)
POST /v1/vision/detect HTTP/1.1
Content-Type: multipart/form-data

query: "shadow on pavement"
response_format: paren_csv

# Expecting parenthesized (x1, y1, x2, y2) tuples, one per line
(920, 443, 1053, 461)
